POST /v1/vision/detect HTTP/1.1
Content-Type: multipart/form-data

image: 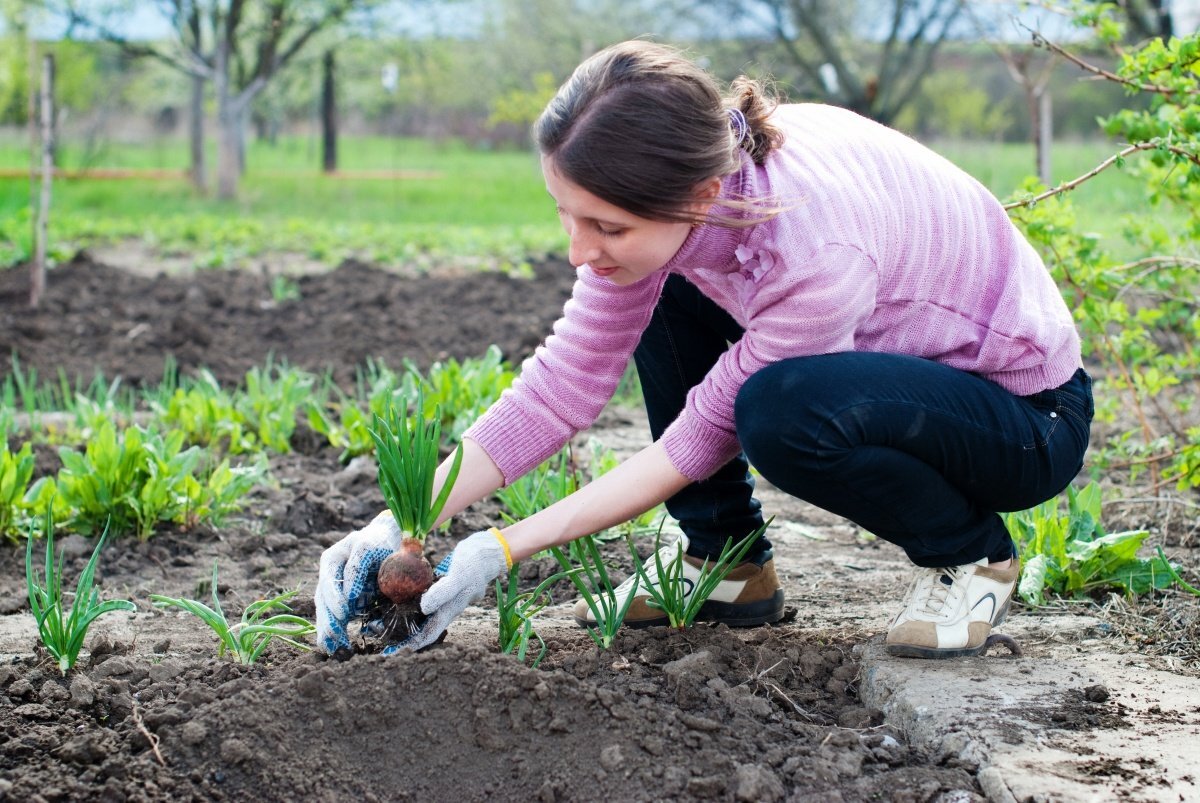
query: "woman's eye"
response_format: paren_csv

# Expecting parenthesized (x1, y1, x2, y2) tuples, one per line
(597, 225, 624, 237)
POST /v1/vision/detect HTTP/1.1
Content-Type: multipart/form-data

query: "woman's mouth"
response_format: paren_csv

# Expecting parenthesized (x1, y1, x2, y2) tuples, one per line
(590, 265, 620, 277)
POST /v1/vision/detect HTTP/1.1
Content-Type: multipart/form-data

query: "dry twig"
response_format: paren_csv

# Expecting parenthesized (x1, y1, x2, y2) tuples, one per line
(131, 702, 166, 767)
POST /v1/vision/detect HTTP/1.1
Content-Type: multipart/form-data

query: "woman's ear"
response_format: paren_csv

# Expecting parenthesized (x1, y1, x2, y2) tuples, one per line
(696, 176, 722, 201)
(689, 176, 724, 219)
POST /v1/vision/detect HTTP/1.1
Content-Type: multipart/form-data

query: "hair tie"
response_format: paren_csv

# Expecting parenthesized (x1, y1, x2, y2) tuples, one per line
(727, 108, 749, 146)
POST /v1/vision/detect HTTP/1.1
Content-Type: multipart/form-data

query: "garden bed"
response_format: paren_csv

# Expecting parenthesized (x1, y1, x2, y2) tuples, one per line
(0, 253, 1195, 801)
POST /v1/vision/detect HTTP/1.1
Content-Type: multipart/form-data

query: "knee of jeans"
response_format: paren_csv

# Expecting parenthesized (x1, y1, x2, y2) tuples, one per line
(735, 364, 801, 467)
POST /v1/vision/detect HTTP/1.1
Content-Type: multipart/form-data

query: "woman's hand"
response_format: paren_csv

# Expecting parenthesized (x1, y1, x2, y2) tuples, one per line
(398, 529, 511, 652)
(314, 510, 402, 654)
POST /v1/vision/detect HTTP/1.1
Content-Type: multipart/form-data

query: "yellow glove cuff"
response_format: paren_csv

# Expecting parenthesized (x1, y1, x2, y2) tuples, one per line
(488, 527, 514, 568)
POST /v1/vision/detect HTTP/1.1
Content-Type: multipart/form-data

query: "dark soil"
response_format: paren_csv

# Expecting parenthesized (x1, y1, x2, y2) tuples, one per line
(0, 253, 996, 801)
(0, 252, 576, 389)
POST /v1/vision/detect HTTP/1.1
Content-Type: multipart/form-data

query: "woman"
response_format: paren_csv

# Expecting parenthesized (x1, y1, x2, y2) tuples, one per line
(315, 40, 1092, 660)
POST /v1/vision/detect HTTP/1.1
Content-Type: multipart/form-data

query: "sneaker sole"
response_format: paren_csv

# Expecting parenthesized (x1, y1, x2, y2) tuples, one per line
(573, 590, 786, 630)
(884, 598, 1012, 660)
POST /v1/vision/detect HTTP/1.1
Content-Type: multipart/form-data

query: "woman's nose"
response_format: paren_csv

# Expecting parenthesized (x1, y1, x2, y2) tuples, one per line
(568, 229, 602, 267)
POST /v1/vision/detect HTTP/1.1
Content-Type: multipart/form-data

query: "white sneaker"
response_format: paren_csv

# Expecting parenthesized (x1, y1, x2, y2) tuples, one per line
(885, 557, 1020, 658)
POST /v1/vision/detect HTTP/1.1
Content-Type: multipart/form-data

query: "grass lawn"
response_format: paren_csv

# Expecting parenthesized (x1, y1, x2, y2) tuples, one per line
(0, 133, 1171, 270)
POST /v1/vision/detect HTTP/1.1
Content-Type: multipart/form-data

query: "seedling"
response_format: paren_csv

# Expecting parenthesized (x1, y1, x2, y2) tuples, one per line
(150, 562, 315, 664)
(26, 511, 135, 675)
(551, 535, 639, 650)
(495, 563, 576, 668)
(628, 519, 772, 629)
(366, 394, 463, 645)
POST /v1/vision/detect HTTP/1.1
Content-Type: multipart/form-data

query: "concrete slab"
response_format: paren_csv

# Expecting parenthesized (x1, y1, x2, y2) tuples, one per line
(857, 620, 1200, 802)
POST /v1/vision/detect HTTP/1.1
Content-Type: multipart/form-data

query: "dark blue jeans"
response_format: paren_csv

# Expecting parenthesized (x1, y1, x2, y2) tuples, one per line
(634, 274, 1093, 568)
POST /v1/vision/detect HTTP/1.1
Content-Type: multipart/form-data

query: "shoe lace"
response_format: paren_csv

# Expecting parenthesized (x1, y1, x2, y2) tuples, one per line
(909, 565, 968, 617)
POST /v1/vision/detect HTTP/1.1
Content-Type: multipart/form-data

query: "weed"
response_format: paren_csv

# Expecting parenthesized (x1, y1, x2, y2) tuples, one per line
(1004, 482, 1186, 605)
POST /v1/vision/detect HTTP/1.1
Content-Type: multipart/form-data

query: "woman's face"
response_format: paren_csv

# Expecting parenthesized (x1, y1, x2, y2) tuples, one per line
(541, 155, 695, 286)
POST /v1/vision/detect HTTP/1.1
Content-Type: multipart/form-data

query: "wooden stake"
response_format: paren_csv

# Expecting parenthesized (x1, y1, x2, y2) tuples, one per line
(32, 53, 54, 309)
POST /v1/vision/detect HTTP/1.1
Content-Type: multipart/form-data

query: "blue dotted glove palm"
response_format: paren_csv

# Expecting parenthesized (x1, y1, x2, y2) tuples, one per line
(315, 510, 402, 654)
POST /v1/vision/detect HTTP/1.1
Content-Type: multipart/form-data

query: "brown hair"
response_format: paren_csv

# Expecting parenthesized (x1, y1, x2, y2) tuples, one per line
(534, 40, 785, 227)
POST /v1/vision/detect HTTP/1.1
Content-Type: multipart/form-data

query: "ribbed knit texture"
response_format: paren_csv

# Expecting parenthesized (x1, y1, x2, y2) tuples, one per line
(465, 104, 1082, 484)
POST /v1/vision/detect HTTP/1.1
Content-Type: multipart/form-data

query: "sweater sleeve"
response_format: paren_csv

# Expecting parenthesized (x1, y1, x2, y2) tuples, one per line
(463, 269, 667, 484)
(661, 243, 879, 480)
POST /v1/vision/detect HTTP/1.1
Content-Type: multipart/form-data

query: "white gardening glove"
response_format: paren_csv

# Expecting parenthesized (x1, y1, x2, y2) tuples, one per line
(397, 529, 511, 652)
(315, 510, 402, 654)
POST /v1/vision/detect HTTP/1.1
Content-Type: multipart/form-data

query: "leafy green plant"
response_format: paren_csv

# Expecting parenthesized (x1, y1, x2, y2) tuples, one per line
(150, 370, 255, 455)
(1004, 482, 1184, 606)
(1003, 13, 1200, 497)
(269, 274, 301, 303)
(369, 394, 463, 542)
(54, 422, 200, 538)
(53, 421, 262, 539)
(150, 563, 315, 664)
(551, 535, 639, 650)
(627, 520, 771, 630)
(237, 362, 313, 453)
(0, 441, 35, 541)
(26, 512, 135, 674)
(306, 390, 374, 461)
(495, 563, 575, 668)
(181, 457, 267, 528)
(406, 345, 516, 444)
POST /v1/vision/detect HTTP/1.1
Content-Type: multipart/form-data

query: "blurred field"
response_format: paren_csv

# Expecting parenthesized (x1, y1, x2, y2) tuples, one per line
(0, 134, 1164, 269)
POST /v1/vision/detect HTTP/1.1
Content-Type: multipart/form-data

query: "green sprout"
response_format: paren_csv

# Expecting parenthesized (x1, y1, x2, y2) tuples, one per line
(551, 535, 639, 650)
(628, 519, 772, 630)
(26, 511, 136, 675)
(495, 563, 577, 668)
(369, 393, 463, 543)
(151, 562, 315, 664)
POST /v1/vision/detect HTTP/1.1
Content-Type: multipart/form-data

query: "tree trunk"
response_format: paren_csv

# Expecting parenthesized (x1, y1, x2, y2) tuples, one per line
(214, 39, 239, 200)
(189, 73, 207, 193)
(32, 54, 54, 309)
(1036, 90, 1052, 187)
(322, 50, 337, 174)
(27, 37, 37, 269)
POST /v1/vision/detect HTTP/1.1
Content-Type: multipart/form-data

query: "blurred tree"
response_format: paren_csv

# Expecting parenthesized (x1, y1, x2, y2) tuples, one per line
(51, 0, 378, 198)
(1114, 0, 1172, 39)
(696, 0, 966, 125)
(892, 69, 1014, 139)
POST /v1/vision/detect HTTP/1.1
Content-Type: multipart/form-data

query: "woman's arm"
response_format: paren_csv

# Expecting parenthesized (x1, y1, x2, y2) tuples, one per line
(498, 440, 690, 561)
(431, 437, 505, 529)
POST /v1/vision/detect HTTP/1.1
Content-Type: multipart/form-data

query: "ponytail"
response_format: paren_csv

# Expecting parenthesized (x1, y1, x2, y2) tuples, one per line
(727, 75, 785, 166)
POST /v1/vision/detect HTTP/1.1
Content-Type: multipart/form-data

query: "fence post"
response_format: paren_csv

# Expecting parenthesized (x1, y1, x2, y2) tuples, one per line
(31, 53, 54, 309)
(322, 50, 337, 174)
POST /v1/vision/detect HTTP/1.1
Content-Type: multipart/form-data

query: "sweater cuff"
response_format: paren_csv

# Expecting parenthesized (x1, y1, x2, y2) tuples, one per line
(463, 401, 573, 486)
(660, 413, 741, 482)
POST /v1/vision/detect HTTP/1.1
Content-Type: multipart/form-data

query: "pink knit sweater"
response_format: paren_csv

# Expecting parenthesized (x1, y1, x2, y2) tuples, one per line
(464, 104, 1082, 484)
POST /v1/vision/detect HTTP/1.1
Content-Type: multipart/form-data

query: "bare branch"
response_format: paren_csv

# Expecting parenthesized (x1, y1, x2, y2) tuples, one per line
(1002, 141, 1200, 210)
(1021, 21, 1177, 95)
